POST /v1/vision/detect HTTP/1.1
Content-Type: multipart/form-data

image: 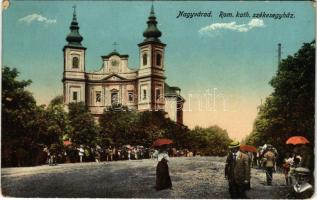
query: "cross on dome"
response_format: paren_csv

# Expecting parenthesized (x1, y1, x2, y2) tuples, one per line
(113, 42, 118, 52)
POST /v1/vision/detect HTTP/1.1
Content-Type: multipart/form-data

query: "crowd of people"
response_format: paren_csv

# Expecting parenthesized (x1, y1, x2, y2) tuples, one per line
(43, 144, 153, 165)
(42, 139, 312, 197)
(42, 144, 197, 166)
(281, 147, 311, 186)
(224, 141, 312, 198)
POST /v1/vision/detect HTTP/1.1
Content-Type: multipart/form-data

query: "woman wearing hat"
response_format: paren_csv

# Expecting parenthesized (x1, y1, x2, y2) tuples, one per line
(225, 141, 250, 198)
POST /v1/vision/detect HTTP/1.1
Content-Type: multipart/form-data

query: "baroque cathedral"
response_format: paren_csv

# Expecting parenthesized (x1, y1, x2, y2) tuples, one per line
(62, 6, 185, 123)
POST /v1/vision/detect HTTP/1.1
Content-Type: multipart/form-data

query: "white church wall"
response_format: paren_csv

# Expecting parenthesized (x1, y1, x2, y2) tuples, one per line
(138, 68, 152, 77)
(138, 79, 151, 110)
(165, 97, 177, 122)
(64, 81, 85, 104)
(88, 85, 103, 107)
(64, 71, 85, 79)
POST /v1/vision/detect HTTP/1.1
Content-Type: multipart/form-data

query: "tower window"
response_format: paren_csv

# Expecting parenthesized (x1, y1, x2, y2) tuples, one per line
(72, 91, 78, 102)
(156, 54, 161, 66)
(72, 57, 79, 68)
(143, 53, 147, 66)
(155, 89, 161, 100)
(96, 91, 101, 103)
(143, 89, 147, 100)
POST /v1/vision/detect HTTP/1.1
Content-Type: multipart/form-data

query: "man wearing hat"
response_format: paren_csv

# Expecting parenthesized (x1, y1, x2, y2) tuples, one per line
(225, 141, 250, 198)
(263, 146, 276, 185)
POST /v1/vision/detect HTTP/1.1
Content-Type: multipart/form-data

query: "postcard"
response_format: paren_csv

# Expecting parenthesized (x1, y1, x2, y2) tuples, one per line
(1, 0, 315, 199)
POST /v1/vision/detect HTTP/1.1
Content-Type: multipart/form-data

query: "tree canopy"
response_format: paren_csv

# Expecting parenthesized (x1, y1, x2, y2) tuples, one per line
(245, 41, 315, 167)
(99, 105, 231, 155)
(2, 66, 233, 167)
(2, 67, 45, 166)
(68, 102, 99, 147)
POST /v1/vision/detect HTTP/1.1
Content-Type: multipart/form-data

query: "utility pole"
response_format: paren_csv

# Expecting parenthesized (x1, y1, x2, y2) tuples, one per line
(278, 43, 282, 65)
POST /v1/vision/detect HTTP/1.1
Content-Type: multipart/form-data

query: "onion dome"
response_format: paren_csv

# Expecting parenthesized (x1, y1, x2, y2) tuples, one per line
(66, 6, 83, 47)
(143, 5, 162, 42)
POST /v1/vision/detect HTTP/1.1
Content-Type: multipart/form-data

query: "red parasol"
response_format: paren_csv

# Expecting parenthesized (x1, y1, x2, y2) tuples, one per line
(63, 140, 72, 146)
(152, 138, 173, 147)
(286, 136, 309, 145)
(123, 144, 132, 149)
(240, 145, 257, 152)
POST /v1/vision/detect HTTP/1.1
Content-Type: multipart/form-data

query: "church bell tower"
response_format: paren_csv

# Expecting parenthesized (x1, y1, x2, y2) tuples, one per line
(63, 6, 86, 105)
(137, 5, 166, 111)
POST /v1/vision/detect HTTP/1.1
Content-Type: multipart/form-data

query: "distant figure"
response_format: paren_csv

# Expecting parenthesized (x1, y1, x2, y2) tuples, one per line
(282, 154, 293, 185)
(293, 154, 302, 168)
(106, 146, 113, 161)
(225, 141, 250, 199)
(263, 147, 276, 185)
(77, 145, 84, 163)
(128, 149, 131, 160)
(43, 147, 52, 165)
(117, 149, 122, 160)
(112, 147, 116, 161)
(95, 146, 101, 163)
(155, 150, 172, 191)
(49, 145, 58, 166)
(134, 148, 138, 160)
(152, 149, 159, 159)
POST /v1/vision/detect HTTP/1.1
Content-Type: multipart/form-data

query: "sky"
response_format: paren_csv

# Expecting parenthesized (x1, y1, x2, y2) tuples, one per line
(2, 1, 316, 141)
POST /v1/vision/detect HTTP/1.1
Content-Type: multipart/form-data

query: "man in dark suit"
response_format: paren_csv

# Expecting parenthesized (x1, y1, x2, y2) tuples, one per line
(225, 141, 250, 199)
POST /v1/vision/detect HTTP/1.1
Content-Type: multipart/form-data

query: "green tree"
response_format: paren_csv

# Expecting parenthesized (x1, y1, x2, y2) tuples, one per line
(2, 66, 40, 166)
(99, 104, 138, 147)
(99, 105, 230, 155)
(162, 120, 190, 149)
(68, 102, 99, 147)
(49, 95, 64, 106)
(188, 126, 231, 156)
(246, 41, 315, 167)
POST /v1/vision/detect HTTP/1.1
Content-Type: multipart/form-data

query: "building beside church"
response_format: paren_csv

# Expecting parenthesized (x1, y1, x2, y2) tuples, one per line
(62, 6, 184, 123)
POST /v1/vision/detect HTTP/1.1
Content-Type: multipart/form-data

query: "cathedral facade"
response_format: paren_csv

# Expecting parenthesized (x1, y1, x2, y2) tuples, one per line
(62, 6, 184, 123)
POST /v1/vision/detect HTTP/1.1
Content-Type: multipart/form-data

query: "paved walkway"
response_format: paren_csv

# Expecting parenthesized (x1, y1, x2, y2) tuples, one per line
(1, 157, 291, 198)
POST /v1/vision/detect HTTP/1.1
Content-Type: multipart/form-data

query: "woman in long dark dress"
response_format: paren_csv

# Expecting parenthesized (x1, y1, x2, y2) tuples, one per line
(156, 151, 172, 190)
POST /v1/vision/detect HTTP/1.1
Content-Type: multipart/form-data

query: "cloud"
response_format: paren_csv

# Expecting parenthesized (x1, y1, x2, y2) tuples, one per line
(199, 19, 265, 36)
(248, 19, 264, 28)
(19, 14, 56, 25)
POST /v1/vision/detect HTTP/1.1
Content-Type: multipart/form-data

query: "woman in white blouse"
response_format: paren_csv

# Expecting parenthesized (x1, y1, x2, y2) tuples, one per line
(155, 149, 172, 190)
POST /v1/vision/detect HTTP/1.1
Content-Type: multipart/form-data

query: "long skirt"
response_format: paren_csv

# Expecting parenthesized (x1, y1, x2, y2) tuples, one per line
(156, 159, 172, 190)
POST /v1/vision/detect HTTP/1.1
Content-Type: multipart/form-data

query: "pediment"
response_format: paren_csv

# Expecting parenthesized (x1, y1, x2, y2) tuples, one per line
(102, 73, 126, 81)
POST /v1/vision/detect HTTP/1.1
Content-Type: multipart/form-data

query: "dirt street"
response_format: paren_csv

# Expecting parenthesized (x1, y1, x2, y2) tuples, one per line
(1, 157, 291, 198)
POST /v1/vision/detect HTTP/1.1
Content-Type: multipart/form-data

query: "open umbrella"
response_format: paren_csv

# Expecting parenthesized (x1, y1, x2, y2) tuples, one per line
(152, 138, 173, 147)
(286, 136, 309, 145)
(240, 145, 257, 152)
(63, 140, 72, 146)
(123, 144, 132, 149)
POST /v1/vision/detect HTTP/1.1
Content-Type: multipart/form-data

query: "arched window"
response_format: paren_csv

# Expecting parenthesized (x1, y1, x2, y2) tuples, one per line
(72, 57, 79, 68)
(156, 54, 162, 66)
(143, 53, 147, 66)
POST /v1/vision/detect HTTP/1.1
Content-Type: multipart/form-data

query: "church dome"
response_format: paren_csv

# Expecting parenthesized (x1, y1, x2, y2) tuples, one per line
(66, 6, 83, 46)
(143, 5, 162, 42)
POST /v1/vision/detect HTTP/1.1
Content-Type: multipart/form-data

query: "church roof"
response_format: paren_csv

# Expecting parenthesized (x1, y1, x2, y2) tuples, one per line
(165, 83, 184, 102)
(164, 83, 181, 96)
(102, 51, 129, 59)
(66, 6, 84, 48)
(142, 5, 162, 43)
